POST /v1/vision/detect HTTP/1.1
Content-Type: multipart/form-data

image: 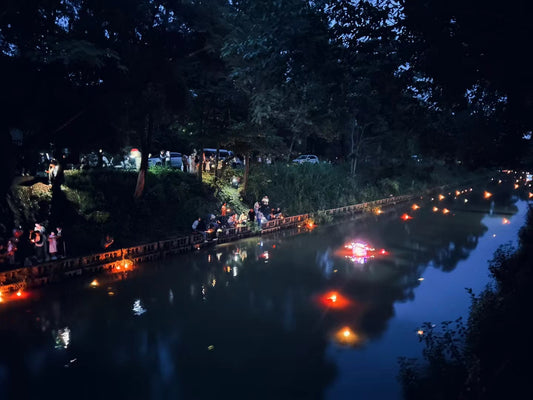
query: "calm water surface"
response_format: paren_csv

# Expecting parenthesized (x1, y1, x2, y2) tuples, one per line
(0, 183, 529, 400)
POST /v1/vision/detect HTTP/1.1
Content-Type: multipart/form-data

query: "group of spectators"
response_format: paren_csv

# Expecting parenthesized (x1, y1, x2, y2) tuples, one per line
(191, 196, 284, 241)
(0, 223, 66, 270)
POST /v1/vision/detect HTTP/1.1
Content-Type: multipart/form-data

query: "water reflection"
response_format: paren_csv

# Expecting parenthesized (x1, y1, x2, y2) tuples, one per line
(0, 180, 527, 399)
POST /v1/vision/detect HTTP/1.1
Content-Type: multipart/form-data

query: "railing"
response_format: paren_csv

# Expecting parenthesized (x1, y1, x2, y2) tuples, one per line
(0, 189, 455, 294)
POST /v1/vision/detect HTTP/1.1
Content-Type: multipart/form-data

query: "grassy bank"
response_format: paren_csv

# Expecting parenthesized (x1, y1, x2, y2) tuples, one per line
(4, 162, 487, 258)
(243, 161, 485, 215)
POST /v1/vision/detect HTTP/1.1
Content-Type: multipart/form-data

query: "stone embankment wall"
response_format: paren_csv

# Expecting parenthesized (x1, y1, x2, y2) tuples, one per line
(0, 193, 420, 294)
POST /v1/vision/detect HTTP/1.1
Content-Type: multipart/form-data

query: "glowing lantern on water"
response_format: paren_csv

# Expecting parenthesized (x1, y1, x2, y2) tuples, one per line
(455, 190, 461, 196)
(90, 279, 99, 287)
(438, 194, 445, 201)
(16, 290, 22, 297)
(417, 330, 424, 335)
(529, 192, 533, 199)
(442, 208, 450, 214)
(502, 218, 510, 225)
(374, 208, 383, 215)
(401, 213, 412, 221)
(333, 327, 362, 346)
(514, 184, 520, 189)
(411, 204, 420, 210)
(432, 207, 439, 212)
(484, 191, 492, 199)
(319, 291, 351, 309)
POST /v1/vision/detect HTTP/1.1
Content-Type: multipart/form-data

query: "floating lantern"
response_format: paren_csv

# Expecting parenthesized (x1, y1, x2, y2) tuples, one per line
(529, 192, 533, 199)
(455, 190, 461, 196)
(417, 330, 424, 335)
(432, 206, 439, 212)
(374, 208, 383, 215)
(442, 208, 450, 214)
(318, 291, 351, 309)
(333, 326, 362, 346)
(411, 204, 420, 210)
(514, 184, 520, 189)
(16, 290, 22, 297)
(464, 199, 468, 203)
(502, 218, 510, 225)
(401, 213, 412, 221)
(90, 279, 99, 287)
(438, 194, 445, 201)
(418, 278, 424, 281)
(484, 191, 492, 199)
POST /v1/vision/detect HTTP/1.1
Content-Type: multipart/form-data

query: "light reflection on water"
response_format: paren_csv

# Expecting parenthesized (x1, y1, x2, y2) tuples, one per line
(0, 183, 530, 399)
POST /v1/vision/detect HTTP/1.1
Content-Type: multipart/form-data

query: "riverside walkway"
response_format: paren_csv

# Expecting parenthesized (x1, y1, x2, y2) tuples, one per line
(0, 191, 430, 297)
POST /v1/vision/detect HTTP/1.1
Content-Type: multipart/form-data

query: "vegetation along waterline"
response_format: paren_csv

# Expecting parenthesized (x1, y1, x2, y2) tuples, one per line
(1, 160, 489, 266)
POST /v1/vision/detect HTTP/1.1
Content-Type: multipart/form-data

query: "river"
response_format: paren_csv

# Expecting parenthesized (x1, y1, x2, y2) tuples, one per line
(0, 178, 530, 400)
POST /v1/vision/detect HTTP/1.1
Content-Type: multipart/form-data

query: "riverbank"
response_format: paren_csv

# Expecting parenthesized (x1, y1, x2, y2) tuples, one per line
(1, 162, 488, 262)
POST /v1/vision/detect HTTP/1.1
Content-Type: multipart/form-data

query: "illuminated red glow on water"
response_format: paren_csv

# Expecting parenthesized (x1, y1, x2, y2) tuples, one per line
(317, 291, 352, 309)
(401, 213, 412, 221)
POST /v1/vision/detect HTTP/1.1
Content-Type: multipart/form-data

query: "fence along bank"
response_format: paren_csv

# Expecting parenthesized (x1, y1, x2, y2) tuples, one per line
(0, 193, 420, 297)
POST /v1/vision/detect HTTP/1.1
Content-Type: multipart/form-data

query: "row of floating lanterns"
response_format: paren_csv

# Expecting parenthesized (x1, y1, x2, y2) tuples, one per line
(329, 176, 532, 344)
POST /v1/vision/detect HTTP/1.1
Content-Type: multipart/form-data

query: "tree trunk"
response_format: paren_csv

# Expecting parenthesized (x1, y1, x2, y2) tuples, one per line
(241, 153, 251, 194)
(214, 146, 220, 184)
(287, 134, 297, 162)
(134, 113, 153, 199)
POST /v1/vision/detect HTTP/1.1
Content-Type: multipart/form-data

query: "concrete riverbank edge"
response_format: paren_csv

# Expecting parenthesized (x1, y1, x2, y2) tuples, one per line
(0, 182, 471, 295)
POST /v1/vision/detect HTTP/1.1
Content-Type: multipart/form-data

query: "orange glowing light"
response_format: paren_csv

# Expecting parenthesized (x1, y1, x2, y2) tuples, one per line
(455, 190, 461, 196)
(411, 204, 420, 210)
(417, 330, 424, 335)
(442, 208, 450, 214)
(318, 291, 352, 309)
(433, 206, 439, 212)
(16, 290, 22, 297)
(438, 194, 445, 201)
(380, 249, 388, 255)
(514, 184, 520, 189)
(502, 218, 510, 225)
(374, 208, 383, 215)
(333, 327, 362, 346)
(529, 192, 533, 199)
(401, 213, 412, 221)
(484, 191, 492, 199)
(90, 279, 99, 287)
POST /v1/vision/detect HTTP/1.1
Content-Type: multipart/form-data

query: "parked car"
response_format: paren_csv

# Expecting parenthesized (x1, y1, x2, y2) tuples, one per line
(292, 154, 319, 164)
(148, 151, 183, 169)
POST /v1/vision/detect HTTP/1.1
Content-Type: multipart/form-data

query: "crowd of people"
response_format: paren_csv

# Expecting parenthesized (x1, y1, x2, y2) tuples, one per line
(191, 195, 284, 241)
(0, 223, 66, 270)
